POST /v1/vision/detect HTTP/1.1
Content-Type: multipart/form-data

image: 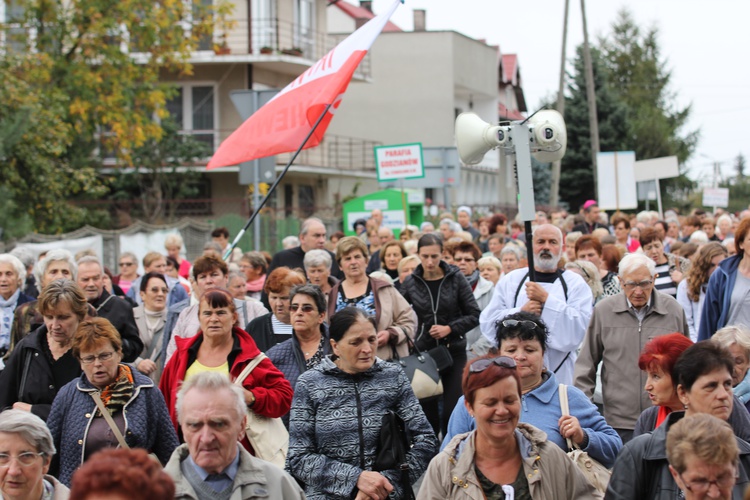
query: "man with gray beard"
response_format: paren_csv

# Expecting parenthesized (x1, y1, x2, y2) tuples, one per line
(479, 224, 593, 384)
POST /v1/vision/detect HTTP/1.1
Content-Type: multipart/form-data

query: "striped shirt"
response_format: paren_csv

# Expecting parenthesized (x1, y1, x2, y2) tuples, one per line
(654, 261, 677, 297)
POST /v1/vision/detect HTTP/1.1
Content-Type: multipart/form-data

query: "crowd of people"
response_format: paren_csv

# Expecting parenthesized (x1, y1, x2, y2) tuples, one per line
(0, 202, 748, 499)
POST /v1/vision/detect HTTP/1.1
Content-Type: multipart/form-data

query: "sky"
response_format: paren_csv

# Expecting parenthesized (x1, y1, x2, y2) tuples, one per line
(368, 0, 749, 186)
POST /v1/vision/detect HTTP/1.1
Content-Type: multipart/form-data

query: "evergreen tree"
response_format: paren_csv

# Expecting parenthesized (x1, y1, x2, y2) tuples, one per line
(735, 152, 746, 181)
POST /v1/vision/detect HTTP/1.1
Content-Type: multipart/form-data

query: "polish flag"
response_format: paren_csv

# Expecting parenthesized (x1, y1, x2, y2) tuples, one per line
(207, 0, 404, 170)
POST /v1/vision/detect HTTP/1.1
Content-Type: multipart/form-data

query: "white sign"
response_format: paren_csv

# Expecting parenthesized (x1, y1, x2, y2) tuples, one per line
(596, 151, 638, 210)
(364, 200, 388, 211)
(346, 211, 405, 233)
(703, 187, 729, 208)
(374, 143, 425, 182)
(634, 156, 679, 181)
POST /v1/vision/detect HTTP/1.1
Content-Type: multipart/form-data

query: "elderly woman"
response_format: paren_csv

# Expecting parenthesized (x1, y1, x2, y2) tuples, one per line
(444, 312, 621, 467)
(227, 271, 248, 300)
(0, 409, 69, 499)
(565, 259, 604, 305)
(246, 266, 306, 352)
(477, 255, 502, 286)
(499, 243, 523, 278)
(379, 240, 408, 284)
(132, 272, 169, 383)
(239, 251, 267, 300)
(160, 288, 293, 447)
(676, 242, 727, 341)
(397, 254, 419, 287)
(112, 252, 139, 295)
(0, 254, 34, 360)
(632, 333, 694, 435)
(0, 280, 88, 420)
(327, 237, 415, 361)
(666, 414, 742, 500)
(607, 341, 750, 498)
(401, 234, 481, 436)
(303, 249, 337, 296)
(713, 324, 750, 414)
(47, 317, 179, 486)
(700, 217, 750, 341)
(575, 235, 621, 297)
(164, 233, 191, 280)
(419, 354, 598, 499)
(287, 307, 437, 500)
(640, 227, 690, 298)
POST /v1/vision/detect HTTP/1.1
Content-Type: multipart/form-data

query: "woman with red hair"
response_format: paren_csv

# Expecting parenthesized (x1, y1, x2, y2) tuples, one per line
(633, 333, 694, 436)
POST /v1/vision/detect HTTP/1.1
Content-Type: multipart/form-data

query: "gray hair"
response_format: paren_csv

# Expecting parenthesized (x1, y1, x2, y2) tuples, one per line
(723, 238, 735, 250)
(618, 252, 656, 277)
(566, 260, 603, 300)
(303, 249, 332, 270)
(712, 324, 750, 358)
(0, 254, 26, 285)
(10, 247, 34, 269)
(118, 251, 138, 264)
(77, 255, 102, 269)
(176, 372, 246, 424)
(203, 241, 223, 253)
(300, 217, 324, 237)
(241, 251, 268, 274)
(689, 230, 709, 244)
(282, 236, 300, 249)
(0, 409, 56, 459)
(477, 255, 502, 271)
(499, 245, 523, 260)
(34, 249, 77, 291)
(227, 271, 246, 284)
(532, 223, 563, 241)
(164, 233, 184, 249)
(636, 211, 651, 224)
(439, 219, 460, 233)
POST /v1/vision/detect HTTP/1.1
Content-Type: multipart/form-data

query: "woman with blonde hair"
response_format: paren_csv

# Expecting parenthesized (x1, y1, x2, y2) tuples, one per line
(712, 324, 750, 414)
(565, 260, 604, 305)
(677, 242, 728, 341)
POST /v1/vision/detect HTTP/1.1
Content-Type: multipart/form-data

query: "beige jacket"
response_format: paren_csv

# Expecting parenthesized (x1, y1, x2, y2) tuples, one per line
(327, 277, 416, 360)
(417, 425, 599, 500)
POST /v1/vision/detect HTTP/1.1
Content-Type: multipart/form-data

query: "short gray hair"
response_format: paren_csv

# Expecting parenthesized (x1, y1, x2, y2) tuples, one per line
(0, 254, 26, 285)
(164, 233, 184, 249)
(618, 252, 656, 277)
(304, 249, 332, 270)
(300, 217, 324, 237)
(439, 219, 460, 233)
(35, 249, 77, 291)
(712, 324, 750, 358)
(10, 247, 34, 269)
(499, 245, 523, 260)
(282, 236, 300, 249)
(77, 255, 102, 269)
(0, 409, 56, 459)
(176, 372, 246, 424)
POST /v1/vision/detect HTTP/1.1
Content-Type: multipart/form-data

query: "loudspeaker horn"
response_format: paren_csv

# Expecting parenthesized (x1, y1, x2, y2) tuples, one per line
(454, 112, 507, 165)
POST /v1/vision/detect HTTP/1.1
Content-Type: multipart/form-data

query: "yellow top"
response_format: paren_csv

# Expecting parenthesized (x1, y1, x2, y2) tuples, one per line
(184, 359, 230, 381)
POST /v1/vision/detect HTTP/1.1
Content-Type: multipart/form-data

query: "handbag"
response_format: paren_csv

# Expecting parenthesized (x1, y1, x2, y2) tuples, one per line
(373, 410, 415, 500)
(392, 337, 443, 400)
(559, 384, 610, 496)
(90, 391, 161, 465)
(234, 353, 289, 469)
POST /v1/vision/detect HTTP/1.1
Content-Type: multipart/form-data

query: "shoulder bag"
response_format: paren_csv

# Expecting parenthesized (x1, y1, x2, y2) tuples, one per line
(391, 337, 443, 400)
(234, 353, 289, 468)
(90, 391, 160, 465)
(373, 410, 415, 500)
(559, 383, 609, 496)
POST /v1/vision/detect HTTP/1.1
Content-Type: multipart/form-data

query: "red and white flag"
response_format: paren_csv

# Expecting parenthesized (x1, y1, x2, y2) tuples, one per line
(207, 0, 403, 170)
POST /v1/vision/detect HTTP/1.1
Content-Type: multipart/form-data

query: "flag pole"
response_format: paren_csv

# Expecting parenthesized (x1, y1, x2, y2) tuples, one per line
(222, 103, 333, 261)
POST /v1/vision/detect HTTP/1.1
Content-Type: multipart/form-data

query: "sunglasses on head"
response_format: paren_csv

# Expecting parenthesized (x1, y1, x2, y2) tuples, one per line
(469, 356, 517, 373)
(501, 319, 538, 330)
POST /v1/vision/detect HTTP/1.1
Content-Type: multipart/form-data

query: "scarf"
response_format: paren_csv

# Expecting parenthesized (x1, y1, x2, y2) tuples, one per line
(246, 276, 266, 293)
(465, 269, 480, 290)
(0, 288, 21, 350)
(96, 364, 134, 416)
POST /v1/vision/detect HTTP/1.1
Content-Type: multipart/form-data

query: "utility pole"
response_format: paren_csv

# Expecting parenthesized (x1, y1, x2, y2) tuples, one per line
(581, 0, 600, 197)
(549, 0, 570, 208)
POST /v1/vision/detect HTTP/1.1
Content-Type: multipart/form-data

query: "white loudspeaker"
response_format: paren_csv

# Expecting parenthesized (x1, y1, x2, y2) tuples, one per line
(528, 109, 567, 163)
(454, 113, 508, 165)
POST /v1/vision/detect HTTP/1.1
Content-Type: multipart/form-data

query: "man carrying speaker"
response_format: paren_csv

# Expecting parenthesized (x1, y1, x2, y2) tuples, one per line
(478, 223, 593, 385)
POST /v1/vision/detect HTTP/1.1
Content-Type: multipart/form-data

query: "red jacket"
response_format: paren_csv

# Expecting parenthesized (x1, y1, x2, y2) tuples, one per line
(159, 326, 293, 435)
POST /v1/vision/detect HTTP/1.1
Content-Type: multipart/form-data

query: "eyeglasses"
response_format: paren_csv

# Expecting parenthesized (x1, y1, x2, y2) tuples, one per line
(469, 356, 517, 373)
(572, 263, 591, 280)
(622, 279, 654, 290)
(79, 351, 115, 365)
(678, 469, 736, 494)
(501, 319, 538, 331)
(119, 262, 134, 267)
(0, 452, 45, 467)
(290, 304, 316, 313)
(453, 257, 476, 263)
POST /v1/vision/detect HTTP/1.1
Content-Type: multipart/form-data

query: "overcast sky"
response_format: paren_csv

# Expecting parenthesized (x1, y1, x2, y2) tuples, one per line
(367, 0, 747, 185)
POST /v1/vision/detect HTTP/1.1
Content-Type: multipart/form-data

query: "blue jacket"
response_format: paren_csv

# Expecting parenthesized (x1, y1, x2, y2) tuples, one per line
(699, 253, 741, 341)
(441, 371, 622, 468)
(47, 365, 179, 486)
(287, 357, 438, 500)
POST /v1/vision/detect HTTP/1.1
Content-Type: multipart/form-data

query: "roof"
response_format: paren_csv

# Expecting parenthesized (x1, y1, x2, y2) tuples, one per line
(332, 1, 403, 32)
(498, 102, 525, 121)
(501, 54, 518, 85)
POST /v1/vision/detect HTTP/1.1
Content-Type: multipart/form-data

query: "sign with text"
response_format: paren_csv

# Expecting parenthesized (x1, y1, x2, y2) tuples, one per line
(702, 187, 729, 208)
(374, 143, 425, 181)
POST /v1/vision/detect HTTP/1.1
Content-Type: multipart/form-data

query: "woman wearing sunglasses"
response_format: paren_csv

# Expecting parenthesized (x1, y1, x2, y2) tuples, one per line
(418, 353, 598, 499)
(441, 312, 621, 468)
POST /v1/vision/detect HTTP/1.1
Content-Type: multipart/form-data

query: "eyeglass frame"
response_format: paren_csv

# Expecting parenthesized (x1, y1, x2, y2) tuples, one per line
(621, 279, 654, 290)
(79, 351, 116, 365)
(469, 356, 517, 373)
(677, 466, 737, 494)
(0, 452, 46, 467)
(290, 303, 318, 313)
(501, 319, 539, 331)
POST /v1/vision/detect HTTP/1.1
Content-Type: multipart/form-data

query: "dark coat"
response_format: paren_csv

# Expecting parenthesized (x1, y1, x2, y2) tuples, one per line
(399, 261, 480, 353)
(90, 290, 143, 363)
(0, 325, 81, 421)
(246, 313, 278, 353)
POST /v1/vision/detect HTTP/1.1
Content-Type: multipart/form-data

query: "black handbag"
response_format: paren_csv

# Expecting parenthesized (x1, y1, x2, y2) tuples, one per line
(373, 410, 415, 500)
(392, 337, 444, 400)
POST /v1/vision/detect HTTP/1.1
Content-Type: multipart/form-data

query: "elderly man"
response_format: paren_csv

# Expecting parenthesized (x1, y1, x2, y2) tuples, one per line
(165, 371, 304, 500)
(572, 200, 609, 235)
(480, 224, 593, 384)
(266, 218, 341, 281)
(574, 253, 689, 444)
(76, 256, 143, 362)
(439, 218, 460, 241)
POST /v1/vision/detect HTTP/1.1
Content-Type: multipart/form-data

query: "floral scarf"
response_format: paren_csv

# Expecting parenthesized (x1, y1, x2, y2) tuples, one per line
(96, 364, 134, 416)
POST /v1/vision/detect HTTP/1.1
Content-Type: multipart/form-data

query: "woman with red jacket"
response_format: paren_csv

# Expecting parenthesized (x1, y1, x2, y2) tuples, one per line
(159, 288, 292, 453)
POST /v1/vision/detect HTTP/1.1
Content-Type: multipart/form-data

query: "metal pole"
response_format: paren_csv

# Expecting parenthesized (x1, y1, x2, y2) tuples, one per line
(222, 104, 333, 260)
(550, 0, 570, 207)
(581, 0, 600, 197)
(442, 147, 450, 211)
(252, 92, 261, 251)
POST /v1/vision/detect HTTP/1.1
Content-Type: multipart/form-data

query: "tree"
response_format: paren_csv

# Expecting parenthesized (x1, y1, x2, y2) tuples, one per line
(735, 153, 746, 181)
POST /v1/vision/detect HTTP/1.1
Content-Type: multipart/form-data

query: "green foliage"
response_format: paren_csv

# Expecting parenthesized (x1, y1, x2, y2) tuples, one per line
(735, 153, 746, 181)
(532, 158, 551, 206)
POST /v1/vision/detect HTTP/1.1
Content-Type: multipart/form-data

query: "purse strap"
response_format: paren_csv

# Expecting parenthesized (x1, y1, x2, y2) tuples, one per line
(234, 353, 267, 386)
(90, 392, 129, 449)
(558, 383, 576, 451)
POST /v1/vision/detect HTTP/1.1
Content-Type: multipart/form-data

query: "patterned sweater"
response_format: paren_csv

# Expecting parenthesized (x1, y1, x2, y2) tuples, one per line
(287, 357, 438, 499)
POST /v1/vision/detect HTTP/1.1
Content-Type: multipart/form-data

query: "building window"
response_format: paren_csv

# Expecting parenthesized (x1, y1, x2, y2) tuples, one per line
(298, 184, 314, 218)
(284, 184, 294, 218)
(165, 84, 217, 151)
(294, 0, 315, 57)
(251, 0, 276, 51)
